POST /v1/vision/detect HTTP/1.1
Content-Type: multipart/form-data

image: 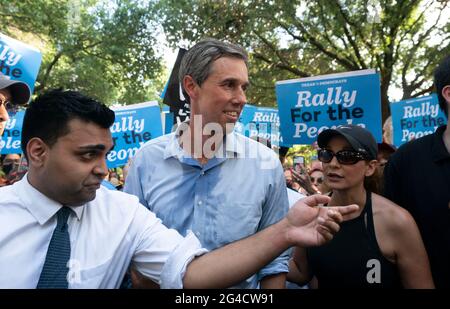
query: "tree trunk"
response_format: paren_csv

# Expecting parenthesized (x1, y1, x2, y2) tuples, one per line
(380, 72, 392, 123)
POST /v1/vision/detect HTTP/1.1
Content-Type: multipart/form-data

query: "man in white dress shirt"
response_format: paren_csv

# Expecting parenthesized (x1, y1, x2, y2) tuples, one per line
(0, 89, 358, 288)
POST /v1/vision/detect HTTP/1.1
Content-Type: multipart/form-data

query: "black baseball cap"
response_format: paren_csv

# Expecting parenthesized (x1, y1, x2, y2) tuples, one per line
(0, 74, 31, 105)
(317, 125, 377, 160)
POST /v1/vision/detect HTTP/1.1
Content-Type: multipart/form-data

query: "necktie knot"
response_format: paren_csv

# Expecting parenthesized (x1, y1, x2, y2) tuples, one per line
(56, 207, 72, 230)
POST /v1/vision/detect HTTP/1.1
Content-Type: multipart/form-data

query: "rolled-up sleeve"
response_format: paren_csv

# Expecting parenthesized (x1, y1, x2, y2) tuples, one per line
(160, 231, 208, 289)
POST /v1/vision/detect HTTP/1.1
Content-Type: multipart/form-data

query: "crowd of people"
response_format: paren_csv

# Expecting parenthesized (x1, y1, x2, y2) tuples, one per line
(0, 38, 449, 289)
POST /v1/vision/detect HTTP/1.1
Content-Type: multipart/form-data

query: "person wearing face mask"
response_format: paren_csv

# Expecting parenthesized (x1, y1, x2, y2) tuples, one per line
(287, 125, 434, 288)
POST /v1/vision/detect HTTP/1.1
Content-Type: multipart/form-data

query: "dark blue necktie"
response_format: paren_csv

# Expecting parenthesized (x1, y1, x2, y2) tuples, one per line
(37, 207, 72, 289)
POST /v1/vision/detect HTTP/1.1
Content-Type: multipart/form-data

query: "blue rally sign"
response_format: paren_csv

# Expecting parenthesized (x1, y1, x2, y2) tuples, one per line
(0, 32, 42, 93)
(0, 110, 25, 154)
(390, 94, 447, 147)
(276, 69, 382, 145)
(0, 103, 164, 164)
(107, 102, 163, 168)
(234, 105, 287, 147)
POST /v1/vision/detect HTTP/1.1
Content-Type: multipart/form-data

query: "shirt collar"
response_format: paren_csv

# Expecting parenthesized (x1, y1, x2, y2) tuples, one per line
(163, 131, 184, 160)
(17, 174, 84, 225)
(224, 131, 246, 156)
(431, 125, 450, 162)
(163, 123, 246, 161)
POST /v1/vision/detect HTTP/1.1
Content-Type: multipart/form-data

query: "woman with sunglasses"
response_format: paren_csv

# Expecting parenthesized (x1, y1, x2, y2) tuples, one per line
(287, 125, 434, 288)
(0, 74, 30, 136)
(309, 167, 331, 195)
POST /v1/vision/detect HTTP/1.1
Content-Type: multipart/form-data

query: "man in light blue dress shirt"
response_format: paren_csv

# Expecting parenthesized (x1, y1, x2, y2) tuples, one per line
(125, 39, 291, 288)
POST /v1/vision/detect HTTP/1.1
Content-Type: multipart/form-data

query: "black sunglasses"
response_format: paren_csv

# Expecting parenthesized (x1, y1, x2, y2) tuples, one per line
(318, 148, 369, 165)
(0, 97, 18, 116)
(0, 97, 10, 107)
(311, 177, 323, 184)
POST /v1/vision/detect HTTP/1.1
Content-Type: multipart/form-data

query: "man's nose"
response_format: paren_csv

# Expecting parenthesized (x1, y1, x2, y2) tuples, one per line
(233, 87, 247, 105)
(93, 158, 109, 178)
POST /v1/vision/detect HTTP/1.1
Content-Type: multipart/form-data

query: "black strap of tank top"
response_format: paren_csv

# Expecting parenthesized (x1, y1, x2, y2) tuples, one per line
(363, 190, 371, 229)
(364, 190, 373, 232)
(364, 190, 384, 254)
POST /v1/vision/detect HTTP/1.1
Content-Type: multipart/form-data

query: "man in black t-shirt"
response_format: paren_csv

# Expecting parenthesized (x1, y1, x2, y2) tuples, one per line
(384, 55, 450, 288)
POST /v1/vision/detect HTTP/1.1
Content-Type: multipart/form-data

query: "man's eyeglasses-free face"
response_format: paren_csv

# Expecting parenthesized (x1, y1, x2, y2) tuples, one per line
(318, 148, 369, 165)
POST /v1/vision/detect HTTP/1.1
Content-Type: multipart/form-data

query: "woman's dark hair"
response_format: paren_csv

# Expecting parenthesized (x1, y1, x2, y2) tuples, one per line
(21, 89, 115, 159)
(364, 167, 381, 194)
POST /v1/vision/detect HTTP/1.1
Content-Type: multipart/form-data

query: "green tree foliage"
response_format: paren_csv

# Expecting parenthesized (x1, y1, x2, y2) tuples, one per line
(158, 0, 450, 121)
(284, 144, 317, 168)
(0, 0, 165, 105)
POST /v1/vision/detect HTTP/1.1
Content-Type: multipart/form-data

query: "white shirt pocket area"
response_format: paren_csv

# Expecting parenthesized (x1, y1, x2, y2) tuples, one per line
(68, 256, 118, 288)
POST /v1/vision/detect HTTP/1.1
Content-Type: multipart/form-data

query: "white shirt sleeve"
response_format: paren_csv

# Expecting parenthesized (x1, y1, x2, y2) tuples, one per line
(159, 231, 208, 289)
(131, 205, 208, 288)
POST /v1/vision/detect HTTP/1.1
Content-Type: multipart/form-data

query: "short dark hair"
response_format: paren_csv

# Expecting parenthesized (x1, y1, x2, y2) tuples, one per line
(21, 89, 115, 158)
(278, 146, 289, 157)
(434, 55, 450, 117)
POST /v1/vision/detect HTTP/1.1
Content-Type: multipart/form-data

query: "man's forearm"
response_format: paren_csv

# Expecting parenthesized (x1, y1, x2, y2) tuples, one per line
(260, 273, 287, 289)
(183, 218, 291, 289)
(182, 195, 358, 288)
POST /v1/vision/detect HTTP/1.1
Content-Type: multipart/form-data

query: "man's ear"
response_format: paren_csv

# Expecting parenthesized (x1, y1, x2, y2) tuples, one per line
(183, 75, 198, 101)
(365, 160, 378, 177)
(26, 137, 49, 167)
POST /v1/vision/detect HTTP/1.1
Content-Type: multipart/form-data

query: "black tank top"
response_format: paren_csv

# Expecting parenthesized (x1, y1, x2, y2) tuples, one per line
(307, 191, 402, 288)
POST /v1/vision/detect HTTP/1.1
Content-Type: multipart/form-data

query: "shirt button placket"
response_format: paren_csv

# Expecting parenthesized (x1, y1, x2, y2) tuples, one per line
(197, 170, 204, 206)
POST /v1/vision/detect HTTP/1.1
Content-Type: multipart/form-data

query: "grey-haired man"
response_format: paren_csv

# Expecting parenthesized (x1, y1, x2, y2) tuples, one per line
(125, 39, 290, 288)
